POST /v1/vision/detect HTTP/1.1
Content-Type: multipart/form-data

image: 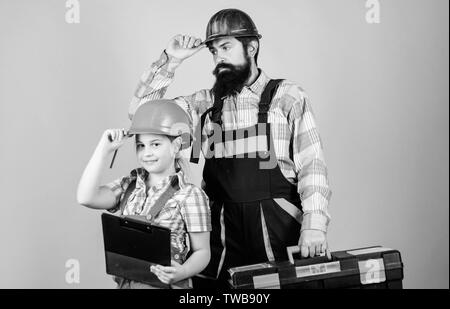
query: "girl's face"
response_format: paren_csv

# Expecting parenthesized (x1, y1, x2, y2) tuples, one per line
(135, 133, 179, 175)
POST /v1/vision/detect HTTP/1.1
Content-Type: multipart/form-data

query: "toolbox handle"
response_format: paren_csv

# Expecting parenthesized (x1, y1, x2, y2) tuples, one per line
(287, 246, 300, 264)
(286, 245, 330, 264)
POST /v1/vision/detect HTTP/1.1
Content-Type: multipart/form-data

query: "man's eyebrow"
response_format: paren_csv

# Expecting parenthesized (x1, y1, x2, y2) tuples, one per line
(219, 41, 231, 48)
(209, 41, 231, 50)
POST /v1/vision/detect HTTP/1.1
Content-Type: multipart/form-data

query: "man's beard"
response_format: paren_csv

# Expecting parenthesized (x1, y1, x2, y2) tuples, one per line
(212, 56, 251, 100)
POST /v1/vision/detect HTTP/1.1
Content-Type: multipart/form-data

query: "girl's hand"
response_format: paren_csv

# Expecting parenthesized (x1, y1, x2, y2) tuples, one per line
(150, 260, 186, 284)
(100, 128, 128, 154)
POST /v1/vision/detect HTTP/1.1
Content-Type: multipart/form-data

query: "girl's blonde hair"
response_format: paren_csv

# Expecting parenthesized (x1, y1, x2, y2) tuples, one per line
(171, 135, 192, 182)
(175, 154, 192, 182)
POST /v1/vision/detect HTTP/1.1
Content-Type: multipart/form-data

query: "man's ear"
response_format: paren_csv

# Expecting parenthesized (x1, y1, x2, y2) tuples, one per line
(248, 40, 259, 57)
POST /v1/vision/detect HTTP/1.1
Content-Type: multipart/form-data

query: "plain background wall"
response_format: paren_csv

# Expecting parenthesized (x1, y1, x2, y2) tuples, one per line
(0, 0, 448, 289)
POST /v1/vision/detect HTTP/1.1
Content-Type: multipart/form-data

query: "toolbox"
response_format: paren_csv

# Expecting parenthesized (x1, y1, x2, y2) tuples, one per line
(228, 246, 404, 289)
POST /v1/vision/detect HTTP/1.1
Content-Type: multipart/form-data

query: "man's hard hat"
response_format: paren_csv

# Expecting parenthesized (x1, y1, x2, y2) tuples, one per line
(129, 100, 192, 150)
(204, 8, 262, 44)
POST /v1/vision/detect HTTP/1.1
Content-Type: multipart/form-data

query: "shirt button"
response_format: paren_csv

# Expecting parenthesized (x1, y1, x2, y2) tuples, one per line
(174, 254, 179, 259)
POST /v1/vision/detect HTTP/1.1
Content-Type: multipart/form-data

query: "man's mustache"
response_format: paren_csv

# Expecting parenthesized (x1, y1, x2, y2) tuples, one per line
(213, 63, 237, 76)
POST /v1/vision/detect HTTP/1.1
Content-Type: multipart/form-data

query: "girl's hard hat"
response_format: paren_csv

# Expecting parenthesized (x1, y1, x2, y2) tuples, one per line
(129, 100, 192, 150)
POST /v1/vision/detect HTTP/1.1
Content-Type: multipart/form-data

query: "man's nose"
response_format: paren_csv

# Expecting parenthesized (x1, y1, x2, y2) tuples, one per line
(214, 54, 225, 65)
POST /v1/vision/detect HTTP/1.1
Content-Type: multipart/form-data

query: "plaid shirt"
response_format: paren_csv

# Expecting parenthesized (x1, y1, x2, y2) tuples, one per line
(106, 168, 211, 262)
(129, 51, 332, 232)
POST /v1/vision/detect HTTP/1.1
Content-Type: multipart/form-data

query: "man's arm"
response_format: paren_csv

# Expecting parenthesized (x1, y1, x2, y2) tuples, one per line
(128, 35, 205, 119)
(287, 85, 332, 258)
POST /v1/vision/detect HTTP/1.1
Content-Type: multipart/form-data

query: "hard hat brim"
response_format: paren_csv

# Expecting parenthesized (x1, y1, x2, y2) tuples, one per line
(204, 33, 262, 44)
(127, 129, 180, 137)
(127, 129, 191, 148)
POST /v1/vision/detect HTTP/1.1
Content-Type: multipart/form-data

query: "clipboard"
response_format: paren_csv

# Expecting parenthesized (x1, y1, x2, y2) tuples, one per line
(101, 212, 171, 286)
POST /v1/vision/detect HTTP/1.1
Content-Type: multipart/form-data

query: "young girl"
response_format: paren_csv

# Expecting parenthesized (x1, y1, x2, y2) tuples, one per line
(76, 100, 211, 289)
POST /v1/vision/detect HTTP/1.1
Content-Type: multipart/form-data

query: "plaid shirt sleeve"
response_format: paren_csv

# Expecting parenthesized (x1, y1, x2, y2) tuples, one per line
(287, 85, 332, 233)
(128, 50, 212, 126)
(104, 176, 131, 213)
(180, 185, 212, 233)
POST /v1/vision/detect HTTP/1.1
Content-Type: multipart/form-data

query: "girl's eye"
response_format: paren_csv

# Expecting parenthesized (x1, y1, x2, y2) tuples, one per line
(152, 143, 160, 147)
(209, 49, 216, 55)
(136, 144, 144, 148)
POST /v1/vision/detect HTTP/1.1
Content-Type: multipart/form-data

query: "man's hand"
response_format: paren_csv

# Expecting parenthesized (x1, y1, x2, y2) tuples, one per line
(166, 34, 204, 61)
(298, 230, 331, 260)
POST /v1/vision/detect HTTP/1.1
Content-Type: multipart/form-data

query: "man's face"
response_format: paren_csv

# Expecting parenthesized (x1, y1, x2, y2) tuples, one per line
(208, 36, 247, 68)
(209, 36, 251, 98)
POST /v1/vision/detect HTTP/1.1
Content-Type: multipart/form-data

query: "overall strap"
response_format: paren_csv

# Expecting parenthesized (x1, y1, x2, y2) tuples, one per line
(190, 106, 215, 164)
(119, 179, 136, 214)
(190, 80, 284, 163)
(147, 175, 180, 221)
(210, 91, 224, 126)
(258, 79, 284, 123)
(119, 176, 180, 220)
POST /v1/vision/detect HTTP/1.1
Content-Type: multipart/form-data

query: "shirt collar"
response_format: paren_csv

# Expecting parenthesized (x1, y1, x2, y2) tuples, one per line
(247, 69, 270, 96)
(130, 168, 187, 191)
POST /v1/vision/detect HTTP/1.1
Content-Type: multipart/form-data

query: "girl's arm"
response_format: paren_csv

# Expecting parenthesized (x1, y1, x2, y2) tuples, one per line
(151, 231, 210, 284)
(179, 231, 210, 279)
(76, 129, 128, 209)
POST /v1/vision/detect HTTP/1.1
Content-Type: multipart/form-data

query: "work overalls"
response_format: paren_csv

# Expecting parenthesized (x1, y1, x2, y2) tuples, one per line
(192, 80, 303, 288)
